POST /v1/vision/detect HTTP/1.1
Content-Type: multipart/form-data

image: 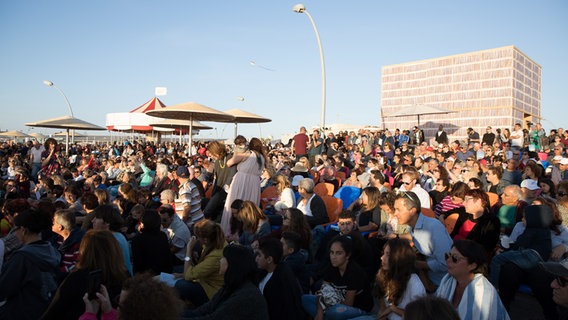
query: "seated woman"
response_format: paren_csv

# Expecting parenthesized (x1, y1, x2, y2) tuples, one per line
(238, 201, 271, 249)
(175, 219, 227, 308)
(445, 189, 501, 257)
(302, 235, 374, 320)
(435, 239, 509, 320)
(184, 245, 269, 319)
(351, 237, 425, 320)
(343, 170, 363, 189)
(42, 230, 129, 320)
(352, 186, 388, 233)
(272, 174, 296, 212)
(131, 209, 172, 275)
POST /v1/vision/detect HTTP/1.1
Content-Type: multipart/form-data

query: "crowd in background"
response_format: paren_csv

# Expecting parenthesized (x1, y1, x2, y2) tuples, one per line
(1, 121, 568, 319)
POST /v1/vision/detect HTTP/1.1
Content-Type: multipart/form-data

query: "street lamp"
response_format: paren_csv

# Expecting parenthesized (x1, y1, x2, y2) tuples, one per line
(43, 80, 74, 117)
(293, 3, 326, 130)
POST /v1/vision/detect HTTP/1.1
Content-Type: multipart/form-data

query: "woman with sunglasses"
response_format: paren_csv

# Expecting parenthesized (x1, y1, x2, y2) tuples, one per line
(435, 239, 509, 320)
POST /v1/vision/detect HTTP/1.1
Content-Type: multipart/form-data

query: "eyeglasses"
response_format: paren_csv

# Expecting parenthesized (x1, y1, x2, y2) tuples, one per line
(445, 252, 465, 263)
(464, 196, 475, 202)
(402, 181, 412, 185)
(194, 170, 201, 174)
(557, 276, 568, 287)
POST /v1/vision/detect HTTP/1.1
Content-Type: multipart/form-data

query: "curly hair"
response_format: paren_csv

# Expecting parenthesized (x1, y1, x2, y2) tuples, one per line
(119, 273, 183, 320)
(375, 238, 416, 305)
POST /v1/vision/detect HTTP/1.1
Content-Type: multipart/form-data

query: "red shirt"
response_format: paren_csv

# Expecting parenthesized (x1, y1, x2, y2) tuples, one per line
(293, 133, 309, 155)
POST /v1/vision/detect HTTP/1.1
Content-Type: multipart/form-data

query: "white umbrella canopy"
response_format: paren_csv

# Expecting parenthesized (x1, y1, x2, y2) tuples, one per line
(29, 132, 46, 141)
(224, 108, 271, 139)
(26, 115, 106, 155)
(0, 130, 31, 138)
(149, 119, 212, 144)
(147, 102, 234, 147)
(388, 104, 455, 126)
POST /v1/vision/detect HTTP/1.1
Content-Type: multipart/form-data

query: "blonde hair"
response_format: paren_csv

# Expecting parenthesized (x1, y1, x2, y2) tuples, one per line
(239, 201, 266, 233)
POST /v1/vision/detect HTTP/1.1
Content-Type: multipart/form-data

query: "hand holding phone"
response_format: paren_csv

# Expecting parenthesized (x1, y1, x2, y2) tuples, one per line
(87, 269, 103, 300)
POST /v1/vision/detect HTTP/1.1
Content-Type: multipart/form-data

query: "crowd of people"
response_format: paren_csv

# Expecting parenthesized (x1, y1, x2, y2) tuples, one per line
(1, 121, 568, 319)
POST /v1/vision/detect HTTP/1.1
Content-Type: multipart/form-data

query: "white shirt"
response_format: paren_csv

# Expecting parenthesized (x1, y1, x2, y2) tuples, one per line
(297, 194, 315, 217)
(511, 129, 524, 148)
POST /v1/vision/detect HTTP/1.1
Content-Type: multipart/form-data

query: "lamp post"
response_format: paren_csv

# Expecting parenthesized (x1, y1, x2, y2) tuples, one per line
(43, 80, 74, 117)
(44, 80, 75, 154)
(293, 3, 326, 131)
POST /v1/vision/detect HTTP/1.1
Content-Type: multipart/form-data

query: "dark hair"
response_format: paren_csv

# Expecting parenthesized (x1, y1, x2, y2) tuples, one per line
(81, 192, 99, 211)
(329, 234, 353, 257)
(281, 231, 302, 253)
(222, 245, 259, 296)
(375, 238, 415, 304)
(234, 135, 247, 146)
(395, 191, 421, 212)
(405, 296, 460, 320)
(3, 198, 31, 217)
(119, 273, 183, 320)
(157, 204, 175, 218)
(464, 189, 490, 211)
(258, 238, 283, 265)
(141, 209, 162, 233)
(338, 209, 355, 220)
(14, 208, 52, 234)
(453, 239, 487, 275)
(282, 208, 311, 250)
(450, 181, 470, 199)
(93, 204, 124, 232)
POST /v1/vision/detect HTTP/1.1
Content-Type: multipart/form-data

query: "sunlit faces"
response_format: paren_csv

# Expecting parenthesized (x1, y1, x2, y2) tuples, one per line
(381, 244, 391, 271)
(219, 257, 228, 275)
(329, 241, 349, 269)
(445, 248, 476, 278)
(463, 196, 481, 213)
(337, 218, 355, 235)
(394, 198, 416, 225)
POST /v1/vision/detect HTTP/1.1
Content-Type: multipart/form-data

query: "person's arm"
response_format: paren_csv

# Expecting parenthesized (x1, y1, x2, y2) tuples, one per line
(227, 151, 248, 167)
(342, 290, 356, 307)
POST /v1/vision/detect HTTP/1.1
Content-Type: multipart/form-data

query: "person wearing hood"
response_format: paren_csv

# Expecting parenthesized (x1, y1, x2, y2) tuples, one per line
(0, 208, 61, 320)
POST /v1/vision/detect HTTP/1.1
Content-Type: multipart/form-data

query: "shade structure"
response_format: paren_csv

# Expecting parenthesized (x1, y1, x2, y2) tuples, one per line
(53, 131, 86, 137)
(130, 97, 167, 113)
(387, 104, 455, 126)
(107, 97, 168, 132)
(147, 102, 235, 148)
(29, 132, 46, 141)
(25, 115, 106, 155)
(149, 119, 212, 144)
(0, 130, 31, 139)
(223, 108, 271, 139)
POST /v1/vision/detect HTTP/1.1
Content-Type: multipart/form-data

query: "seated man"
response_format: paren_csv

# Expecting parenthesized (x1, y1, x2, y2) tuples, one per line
(158, 204, 191, 269)
(52, 209, 85, 282)
(257, 238, 306, 320)
(281, 231, 310, 294)
(394, 191, 452, 292)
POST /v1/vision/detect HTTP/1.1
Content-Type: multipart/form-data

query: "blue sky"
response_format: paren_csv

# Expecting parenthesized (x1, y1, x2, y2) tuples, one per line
(1, 1, 567, 142)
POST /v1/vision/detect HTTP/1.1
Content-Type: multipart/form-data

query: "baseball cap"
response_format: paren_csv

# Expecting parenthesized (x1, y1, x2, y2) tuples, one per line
(520, 179, 540, 190)
(541, 257, 568, 278)
(291, 175, 304, 187)
(176, 166, 190, 179)
(561, 158, 568, 165)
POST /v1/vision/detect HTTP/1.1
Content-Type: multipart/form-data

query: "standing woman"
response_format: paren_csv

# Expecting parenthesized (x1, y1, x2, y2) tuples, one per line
(221, 137, 267, 233)
(352, 238, 425, 320)
(175, 219, 227, 308)
(40, 138, 62, 178)
(435, 239, 509, 320)
(42, 229, 129, 320)
(0, 208, 60, 320)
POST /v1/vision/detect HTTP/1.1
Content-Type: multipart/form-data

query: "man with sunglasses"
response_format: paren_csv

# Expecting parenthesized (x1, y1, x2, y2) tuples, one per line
(399, 171, 431, 209)
(540, 257, 568, 317)
(394, 191, 452, 292)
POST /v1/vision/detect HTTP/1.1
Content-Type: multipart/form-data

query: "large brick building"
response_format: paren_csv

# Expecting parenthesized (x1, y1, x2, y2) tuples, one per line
(380, 46, 541, 142)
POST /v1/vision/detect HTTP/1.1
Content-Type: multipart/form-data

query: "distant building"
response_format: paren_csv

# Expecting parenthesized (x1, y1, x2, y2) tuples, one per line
(380, 45, 541, 142)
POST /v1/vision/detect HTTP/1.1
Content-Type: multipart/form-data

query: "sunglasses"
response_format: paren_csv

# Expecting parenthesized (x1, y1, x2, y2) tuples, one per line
(445, 252, 465, 263)
(557, 276, 568, 287)
(402, 181, 412, 185)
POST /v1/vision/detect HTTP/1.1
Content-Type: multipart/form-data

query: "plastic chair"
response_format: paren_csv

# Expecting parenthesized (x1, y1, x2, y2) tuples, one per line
(321, 196, 343, 224)
(333, 186, 361, 210)
(260, 186, 280, 210)
(314, 182, 334, 197)
(335, 171, 346, 182)
(487, 192, 500, 208)
(421, 207, 436, 218)
(444, 213, 459, 235)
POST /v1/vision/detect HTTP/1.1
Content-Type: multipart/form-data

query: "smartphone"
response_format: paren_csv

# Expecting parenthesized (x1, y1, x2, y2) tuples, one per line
(87, 269, 103, 300)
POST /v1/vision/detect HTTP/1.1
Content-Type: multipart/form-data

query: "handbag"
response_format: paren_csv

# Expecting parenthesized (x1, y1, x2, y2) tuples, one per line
(316, 283, 345, 310)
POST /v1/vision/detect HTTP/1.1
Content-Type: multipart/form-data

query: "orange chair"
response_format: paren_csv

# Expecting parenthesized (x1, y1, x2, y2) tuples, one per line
(444, 213, 459, 235)
(205, 185, 213, 199)
(421, 207, 436, 218)
(321, 196, 343, 224)
(335, 171, 346, 182)
(487, 192, 500, 208)
(260, 186, 280, 210)
(314, 182, 334, 197)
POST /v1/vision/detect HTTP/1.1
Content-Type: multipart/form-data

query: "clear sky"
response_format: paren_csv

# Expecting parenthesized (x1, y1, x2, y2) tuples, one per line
(1, 1, 567, 142)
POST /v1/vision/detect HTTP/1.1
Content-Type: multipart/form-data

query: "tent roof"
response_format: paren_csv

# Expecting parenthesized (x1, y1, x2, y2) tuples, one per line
(130, 97, 167, 113)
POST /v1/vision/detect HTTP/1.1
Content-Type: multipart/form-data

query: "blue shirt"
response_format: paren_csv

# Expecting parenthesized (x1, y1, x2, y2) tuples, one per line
(410, 213, 453, 286)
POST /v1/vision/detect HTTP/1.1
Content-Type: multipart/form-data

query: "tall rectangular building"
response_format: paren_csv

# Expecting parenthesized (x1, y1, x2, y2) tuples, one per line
(380, 45, 541, 142)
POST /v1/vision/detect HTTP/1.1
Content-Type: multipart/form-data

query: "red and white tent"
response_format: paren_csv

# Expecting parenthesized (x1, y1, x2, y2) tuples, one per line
(106, 97, 169, 132)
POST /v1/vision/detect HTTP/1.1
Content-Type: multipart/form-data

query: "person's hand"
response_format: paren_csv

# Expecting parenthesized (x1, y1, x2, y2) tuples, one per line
(551, 245, 567, 261)
(251, 240, 259, 251)
(173, 272, 184, 279)
(378, 306, 392, 319)
(98, 285, 112, 314)
(82, 292, 100, 314)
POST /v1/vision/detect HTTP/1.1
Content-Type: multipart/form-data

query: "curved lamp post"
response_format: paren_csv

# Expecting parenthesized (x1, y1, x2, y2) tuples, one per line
(44, 80, 75, 150)
(293, 3, 326, 130)
(43, 80, 74, 117)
